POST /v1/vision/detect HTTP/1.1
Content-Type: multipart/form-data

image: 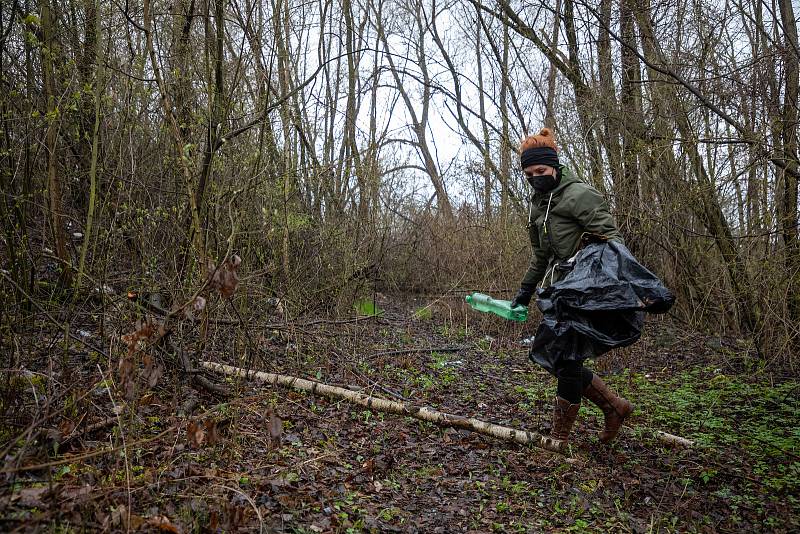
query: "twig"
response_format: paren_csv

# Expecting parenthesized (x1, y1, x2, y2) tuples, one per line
(0, 270, 110, 358)
(99, 363, 132, 531)
(61, 417, 117, 446)
(0, 402, 228, 474)
(166, 336, 230, 397)
(346, 368, 410, 403)
(371, 346, 469, 358)
(215, 485, 264, 534)
(0, 372, 107, 466)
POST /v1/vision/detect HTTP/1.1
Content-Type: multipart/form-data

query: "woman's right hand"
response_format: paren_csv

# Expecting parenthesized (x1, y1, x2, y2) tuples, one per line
(511, 286, 533, 308)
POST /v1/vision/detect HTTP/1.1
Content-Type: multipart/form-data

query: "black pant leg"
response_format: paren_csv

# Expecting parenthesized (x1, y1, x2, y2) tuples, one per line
(555, 360, 584, 404)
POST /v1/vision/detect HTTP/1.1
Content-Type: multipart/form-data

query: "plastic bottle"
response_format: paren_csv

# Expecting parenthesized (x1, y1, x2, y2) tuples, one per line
(465, 292, 528, 322)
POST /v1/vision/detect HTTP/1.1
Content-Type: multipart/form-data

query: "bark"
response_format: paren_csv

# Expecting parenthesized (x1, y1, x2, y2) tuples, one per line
(196, 0, 226, 230)
(616, 0, 643, 251)
(562, 0, 604, 189)
(273, 0, 293, 276)
(655, 431, 694, 447)
(587, 0, 800, 182)
(172, 0, 196, 143)
(635, 0, 761, 334)
(778, 0, 800, 320)
(544, 0, 562, 130)
(366, 22, 382, 220)
(75, 0, 102, 291)
(40, 0, 71, 285)
(71, 0, 97, 210)
(142, 0, 204, 262)
(475, 9, 527, 212)
(499, 12, 511, 219)
(596, 0, 622, 192)
(202, 361, 693, 450)
(476, 13, 492, 221)
(340, 0, 369, 222)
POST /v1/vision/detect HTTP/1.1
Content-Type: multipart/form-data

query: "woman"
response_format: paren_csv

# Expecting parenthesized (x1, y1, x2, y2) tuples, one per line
(509, 128, 633, 448)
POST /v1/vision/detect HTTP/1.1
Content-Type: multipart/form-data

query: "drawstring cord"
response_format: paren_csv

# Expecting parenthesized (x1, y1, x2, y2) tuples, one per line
(543, 192, 553, 232)
(542, 192, 556, 286)
(527, 195, 534, 228)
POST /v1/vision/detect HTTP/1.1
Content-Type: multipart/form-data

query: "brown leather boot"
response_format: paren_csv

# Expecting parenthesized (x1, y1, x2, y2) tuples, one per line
(551, 397, 581, 448)
(582, 375, 633, 443)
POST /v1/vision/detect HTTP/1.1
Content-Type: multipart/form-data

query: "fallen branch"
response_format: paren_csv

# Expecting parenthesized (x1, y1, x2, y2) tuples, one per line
(654, 431, 694, 448)
(168, 338, 230, 397)
(200, 361, 569, 455)
(62, 417, 117, 446)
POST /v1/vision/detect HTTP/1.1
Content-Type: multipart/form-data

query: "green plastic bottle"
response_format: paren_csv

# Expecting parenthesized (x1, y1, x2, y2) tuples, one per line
(465, 292, 528, 322)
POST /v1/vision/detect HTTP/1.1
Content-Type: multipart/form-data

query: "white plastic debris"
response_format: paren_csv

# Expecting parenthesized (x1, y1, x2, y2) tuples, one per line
(93, 284, 116, 295)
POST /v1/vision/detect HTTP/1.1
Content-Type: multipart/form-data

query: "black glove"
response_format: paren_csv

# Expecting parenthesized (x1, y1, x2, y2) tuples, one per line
(510, 286, 534, 308)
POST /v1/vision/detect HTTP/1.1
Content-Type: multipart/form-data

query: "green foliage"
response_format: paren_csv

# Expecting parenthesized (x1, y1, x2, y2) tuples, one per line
(429, 352, 459, 387)
(628, 367, 800, 494)
(354, 298, 383, 317)
(412, 306, 432, 320)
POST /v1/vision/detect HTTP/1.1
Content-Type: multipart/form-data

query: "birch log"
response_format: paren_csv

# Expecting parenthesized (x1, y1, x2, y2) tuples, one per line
(200, 361, 568, 454)
(654, 431, 695, 447)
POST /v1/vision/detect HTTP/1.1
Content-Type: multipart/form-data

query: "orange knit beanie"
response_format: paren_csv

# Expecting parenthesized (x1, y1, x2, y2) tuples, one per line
(519, 128, 558, 154)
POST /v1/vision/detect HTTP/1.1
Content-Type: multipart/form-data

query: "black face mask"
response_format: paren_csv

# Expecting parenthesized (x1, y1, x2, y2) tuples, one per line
(527, 168, 561, 192)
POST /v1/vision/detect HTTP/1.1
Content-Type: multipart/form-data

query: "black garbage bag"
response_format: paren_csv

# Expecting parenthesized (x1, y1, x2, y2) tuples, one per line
(529, 240, 675, 373)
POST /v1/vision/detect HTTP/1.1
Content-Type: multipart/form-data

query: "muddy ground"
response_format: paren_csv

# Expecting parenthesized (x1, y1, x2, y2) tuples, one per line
(1, 294, 798, 532)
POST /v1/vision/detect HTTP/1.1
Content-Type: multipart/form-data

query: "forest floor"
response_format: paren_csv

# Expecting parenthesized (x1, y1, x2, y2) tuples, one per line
(1, 294, 799, 533)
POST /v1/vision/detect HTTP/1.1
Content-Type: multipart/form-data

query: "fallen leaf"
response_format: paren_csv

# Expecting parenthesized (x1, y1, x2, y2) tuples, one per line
(118, 355, 135, 400)
(142, 354, 163, 388)
(147, 515, 181, 533)
(14, 486, 49, 507)
(187, 421, 205, 448)
(268, 409, 282, 445)
(204, 419, 219, 445)
(111, 505, 145, 530)
(208, 255, 241, 298)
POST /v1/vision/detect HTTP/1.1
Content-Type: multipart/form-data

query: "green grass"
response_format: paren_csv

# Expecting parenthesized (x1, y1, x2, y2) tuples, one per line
(626, 367, 800, 494)
(354, 298, 383, 317)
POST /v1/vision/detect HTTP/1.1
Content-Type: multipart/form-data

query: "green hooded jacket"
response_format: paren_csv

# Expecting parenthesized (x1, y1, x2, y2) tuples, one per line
(521, 166, 623, 289)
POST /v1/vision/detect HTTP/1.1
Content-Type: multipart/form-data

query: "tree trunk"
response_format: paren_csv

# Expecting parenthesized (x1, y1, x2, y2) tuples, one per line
(778, 0, 800, 321)
(616, 0, 643, 252)
(635, 0, 761, 335)
(499, 14, 511, 219)
(563, 0, 604, 189)
(544, 0, 562, 130)
(40, 0, 71, 285)
(375, 2, 452, 217)
(196, 0, 226, 243)
(476, 13, 492, 222)
(596, 0, 624, 224)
